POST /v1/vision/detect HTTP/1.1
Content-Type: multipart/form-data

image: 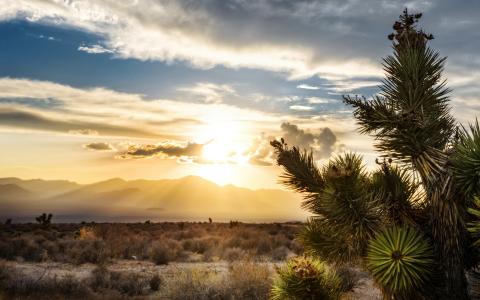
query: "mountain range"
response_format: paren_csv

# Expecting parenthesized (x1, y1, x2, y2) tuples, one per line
(0, 176, 306, 222)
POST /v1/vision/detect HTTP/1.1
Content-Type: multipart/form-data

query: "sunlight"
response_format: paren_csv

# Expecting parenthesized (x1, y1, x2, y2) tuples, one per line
(196, 163, 237, 186)
(202, 142, 231, 162)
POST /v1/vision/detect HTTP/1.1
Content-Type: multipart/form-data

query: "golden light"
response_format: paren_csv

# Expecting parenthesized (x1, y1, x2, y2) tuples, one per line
(202, 142, 231, 162)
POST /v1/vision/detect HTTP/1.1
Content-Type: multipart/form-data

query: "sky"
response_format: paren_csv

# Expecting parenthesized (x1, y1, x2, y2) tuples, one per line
(0, 0, 479, 189)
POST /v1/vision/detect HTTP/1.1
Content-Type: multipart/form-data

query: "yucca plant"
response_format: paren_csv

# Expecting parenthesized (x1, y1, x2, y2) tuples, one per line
(271, 256, 345, 300)
(271, 9, 479, 299)
(367, 226, 434, 298)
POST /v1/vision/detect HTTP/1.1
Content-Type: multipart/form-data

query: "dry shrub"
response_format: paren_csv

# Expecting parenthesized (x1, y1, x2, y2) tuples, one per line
(160, 268, 225, 300)
(149, 240, 183, 265)
(149, 273, 162, 291)
(160, 262, 272, 300)
(77, 226, 97, 240)
(227, 261, 272, 299)
(1, 222, 303, 264)
(0, 262, 92, 299)
(223, 247, 247, 262)
(89, 265, 147, 296)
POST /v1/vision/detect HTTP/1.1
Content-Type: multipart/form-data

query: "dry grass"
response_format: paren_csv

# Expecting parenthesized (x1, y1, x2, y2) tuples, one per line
(0, 222, 302, 264)
(0, 222, 302, 299)
(0, 259, 274, 299)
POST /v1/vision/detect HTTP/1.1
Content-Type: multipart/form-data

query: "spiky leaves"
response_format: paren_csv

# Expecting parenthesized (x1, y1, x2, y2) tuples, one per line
(371, 163, 422, 225)
(367, 226, 434, 298)
(271, 256, 346, 300)
(467, 197, 480, 247)
(344, 9, 454, 169)
(272, 141, 382, 264)
(452, 120, 480, 200)
(270, 139, 324, 196)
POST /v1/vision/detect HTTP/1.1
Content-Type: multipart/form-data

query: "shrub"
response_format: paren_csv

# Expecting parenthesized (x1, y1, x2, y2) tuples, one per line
(271, 256, 346, 300)
(227, 261, 272, 299)
(223, 247, 247, 262)
(150, 243, 171, 265)
(160, 268, 225, 300)
(149, 273, 162, 291)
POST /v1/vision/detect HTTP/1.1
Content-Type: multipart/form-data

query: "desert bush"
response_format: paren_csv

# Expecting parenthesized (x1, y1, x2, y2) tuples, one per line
(90, 265, 147, 296)
(271, 246, 290, 261)
(161, 268, 225, 300)
(150, 242, 172, 265)
(0, 263, 92, 299)
(271, 256, 347, 300)
(223, 247, 247, 262)
(227, 261, 272, 299)
(149, 273, 162, 291)
(69, 239, 109, 264)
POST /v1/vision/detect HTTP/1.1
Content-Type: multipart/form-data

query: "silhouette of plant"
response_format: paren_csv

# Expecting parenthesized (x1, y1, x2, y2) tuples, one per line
(35, 213, 52, 226)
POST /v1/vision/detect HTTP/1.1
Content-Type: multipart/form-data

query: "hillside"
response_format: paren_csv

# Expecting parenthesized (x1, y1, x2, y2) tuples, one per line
(0, 176, 306, 222)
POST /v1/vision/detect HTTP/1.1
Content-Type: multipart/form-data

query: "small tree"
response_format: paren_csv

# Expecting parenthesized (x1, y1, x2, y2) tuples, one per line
(35, 213, 52, 226)
(271, 9, 479, 299)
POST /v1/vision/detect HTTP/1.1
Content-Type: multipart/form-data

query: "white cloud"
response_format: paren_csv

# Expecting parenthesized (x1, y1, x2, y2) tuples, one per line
(289, 105, 314, 111)
(177, 83, 236, 104)
(297, 84, 319, 90)
(78, 44, 114, 54)
(306, 97, 331, 104)
(0, 0, 384, 80)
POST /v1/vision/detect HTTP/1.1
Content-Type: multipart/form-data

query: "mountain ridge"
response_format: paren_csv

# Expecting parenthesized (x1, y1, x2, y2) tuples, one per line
(0, 176, 306, 222)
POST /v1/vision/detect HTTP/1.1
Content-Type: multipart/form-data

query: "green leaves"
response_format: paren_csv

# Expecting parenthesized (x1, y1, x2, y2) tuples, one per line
(371, 164, 422, 225)
(270, 139, 324, 196)
(467, 196, 480, 247)
(271, 256, 346, 300)
(452, 120, 480, 199)
(344, 10, 455, 164)
(367, 226, 434, 297)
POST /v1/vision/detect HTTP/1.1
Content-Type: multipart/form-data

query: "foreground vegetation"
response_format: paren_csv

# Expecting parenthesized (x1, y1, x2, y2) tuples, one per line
(0, 222, 375, 299)
(270, 9, 480, 300)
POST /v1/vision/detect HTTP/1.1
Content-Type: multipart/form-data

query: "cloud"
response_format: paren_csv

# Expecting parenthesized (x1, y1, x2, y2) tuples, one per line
(78, 44, 114, 54)
(68, 129, 99, 136)
(0, 78, 275, 141)
(289, 105, 314, 111)
(306, 97, 331, 104)
(246, 133, 276, 166)
(297, 84, 319, 90)
(0, 107, 158, 138)
(0, 0, 403, 79)
(178, 83, 236, 104)
(84, 142, 115, 151)
(118, 142, 204, 159)
(280, 122, 337, 159)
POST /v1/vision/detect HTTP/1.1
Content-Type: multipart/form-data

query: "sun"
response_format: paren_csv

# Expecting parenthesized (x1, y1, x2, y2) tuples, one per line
(202, 142, 231, 162)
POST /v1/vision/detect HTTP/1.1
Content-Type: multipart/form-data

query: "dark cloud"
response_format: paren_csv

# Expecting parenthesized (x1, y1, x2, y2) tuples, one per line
(280, 122, 337, 159)
(84, 142, 114, 151)
(118, 142, 204, 159)
(0, 108, 172, 139)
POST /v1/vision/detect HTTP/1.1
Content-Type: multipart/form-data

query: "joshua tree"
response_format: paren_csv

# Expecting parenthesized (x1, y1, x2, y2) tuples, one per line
(35, 213, 52, 226)
(271, 9, 479, 299)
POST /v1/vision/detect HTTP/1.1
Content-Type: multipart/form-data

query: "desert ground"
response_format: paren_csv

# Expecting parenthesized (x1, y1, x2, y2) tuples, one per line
(0, 221, 381, 299)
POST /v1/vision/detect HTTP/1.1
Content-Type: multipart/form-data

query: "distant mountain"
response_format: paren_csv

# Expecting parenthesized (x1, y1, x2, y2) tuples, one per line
(0, 183, 33, 200)
(0, 177, 80, 198)
(0, 176, 307, 222)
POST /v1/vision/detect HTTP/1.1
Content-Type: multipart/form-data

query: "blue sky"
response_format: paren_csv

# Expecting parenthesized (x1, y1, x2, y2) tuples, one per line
(0, 0, 478, 188)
